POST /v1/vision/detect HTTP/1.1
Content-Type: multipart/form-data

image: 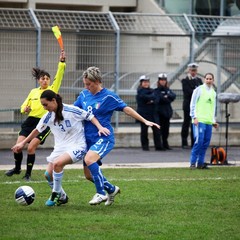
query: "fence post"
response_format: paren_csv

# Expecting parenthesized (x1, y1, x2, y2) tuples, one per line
(216, 39, 222, 120)
(29, 8, 41, 87)
(109, 11, 121, 130)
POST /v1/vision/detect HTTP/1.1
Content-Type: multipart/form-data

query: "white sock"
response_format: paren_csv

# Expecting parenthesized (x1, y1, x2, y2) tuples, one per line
(53, 170, 63, 193)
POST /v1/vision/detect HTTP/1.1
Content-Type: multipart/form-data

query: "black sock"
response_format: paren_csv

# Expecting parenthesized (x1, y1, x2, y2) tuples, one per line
(26, 154, 35, 176)
(14, 152, 23, 171)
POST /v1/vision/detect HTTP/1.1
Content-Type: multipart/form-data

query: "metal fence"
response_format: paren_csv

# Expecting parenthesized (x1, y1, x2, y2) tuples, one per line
(0, 8, 240, 127)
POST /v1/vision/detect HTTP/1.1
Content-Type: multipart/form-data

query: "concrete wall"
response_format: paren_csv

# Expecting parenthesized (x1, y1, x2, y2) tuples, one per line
(1, 127, 239, 150)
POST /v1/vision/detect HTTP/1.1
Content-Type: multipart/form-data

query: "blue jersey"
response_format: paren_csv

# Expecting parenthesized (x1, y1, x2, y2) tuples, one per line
(74, 88, 127, 147)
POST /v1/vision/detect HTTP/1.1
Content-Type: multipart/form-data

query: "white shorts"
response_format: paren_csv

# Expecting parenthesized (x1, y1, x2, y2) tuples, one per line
(46, 146, 86, 164)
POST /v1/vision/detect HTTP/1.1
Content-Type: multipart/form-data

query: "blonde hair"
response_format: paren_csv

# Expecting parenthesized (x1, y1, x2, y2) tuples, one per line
(82, 66, 102, 82)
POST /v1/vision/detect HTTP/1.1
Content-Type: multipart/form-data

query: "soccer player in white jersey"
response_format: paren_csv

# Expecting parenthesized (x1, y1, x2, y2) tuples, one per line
(12, 90, 110, 206)
(74, 66, 160, 206)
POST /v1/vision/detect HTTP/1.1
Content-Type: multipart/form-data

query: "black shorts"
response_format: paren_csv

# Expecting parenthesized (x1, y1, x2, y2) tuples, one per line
(19, 116, 51, 145)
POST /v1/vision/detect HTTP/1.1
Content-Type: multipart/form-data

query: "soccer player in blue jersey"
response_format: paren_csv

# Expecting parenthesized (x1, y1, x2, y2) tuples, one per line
(74, 66, 160, 206)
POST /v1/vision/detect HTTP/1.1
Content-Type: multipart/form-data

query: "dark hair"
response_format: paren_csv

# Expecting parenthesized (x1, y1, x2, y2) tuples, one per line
(137, 80, 150, 90)
(204, 72, 214, 79)
(32, 67, 51, 80)
(40, 90, 63, 124)
(157, 79, 168, 88)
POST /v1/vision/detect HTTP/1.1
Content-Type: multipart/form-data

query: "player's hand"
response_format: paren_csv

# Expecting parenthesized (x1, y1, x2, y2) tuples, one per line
(213, 123, 219, 129)
(193, 118, 199, 126)
(11, 143, 24, 153)
(145, 121, 160, 129)
(60, 50, 66, 62)
(98, 127, 111, 136)
(24, 106, 31, 113)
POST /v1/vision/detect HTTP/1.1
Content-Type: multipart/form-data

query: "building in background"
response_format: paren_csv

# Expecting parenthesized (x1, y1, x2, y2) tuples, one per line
(0, 0, 239, 127)
(156, 0, 240, 16)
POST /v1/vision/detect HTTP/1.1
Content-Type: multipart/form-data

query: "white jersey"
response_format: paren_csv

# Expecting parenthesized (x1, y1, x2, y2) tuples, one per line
(36, 104, 94, 151)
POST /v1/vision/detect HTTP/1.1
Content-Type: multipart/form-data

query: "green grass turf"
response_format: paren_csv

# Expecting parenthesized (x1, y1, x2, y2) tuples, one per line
(0, 167, 240, 240)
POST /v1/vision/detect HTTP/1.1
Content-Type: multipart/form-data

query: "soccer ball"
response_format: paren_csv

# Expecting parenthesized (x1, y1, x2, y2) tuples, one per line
(15, 186, 35, 206)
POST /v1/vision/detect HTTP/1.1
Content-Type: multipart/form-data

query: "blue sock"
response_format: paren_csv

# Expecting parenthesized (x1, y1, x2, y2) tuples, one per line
(103, 178, 115, 194)
(88, 162, 105, 195)
(100, 169, 115, 194)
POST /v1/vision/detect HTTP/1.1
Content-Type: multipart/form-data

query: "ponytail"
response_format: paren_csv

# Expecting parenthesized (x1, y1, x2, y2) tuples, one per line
(40, 90, 63, 124)
(32, 67, 50, 80)
(55, 94, 64, 124)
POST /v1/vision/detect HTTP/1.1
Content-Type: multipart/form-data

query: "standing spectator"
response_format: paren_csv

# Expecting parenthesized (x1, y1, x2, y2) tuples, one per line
(181, 63, 203, 149)
(136, 75, 163, 151)
(74, 66, 160, 206)
(5, 50, 66, 181)
(189, 73, 218, 169)
(154, 73, 176, 150)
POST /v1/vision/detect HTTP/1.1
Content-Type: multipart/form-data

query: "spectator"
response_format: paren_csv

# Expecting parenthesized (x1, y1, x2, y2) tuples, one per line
(154, 73, 176, 150)
(136, 75, 163, 151)
(181, 63, 203, 149)
(189, 73, 218, 169)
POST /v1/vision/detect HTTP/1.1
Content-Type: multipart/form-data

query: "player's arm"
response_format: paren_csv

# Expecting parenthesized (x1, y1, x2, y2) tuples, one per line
(50, 50, 66, 93)
(123, 106, 160, 129)
(212, 93, 218, 128)
(90, 117, 111, 136)
(20, 92, 32, 114)
(190, 87, 201, 125)
(11, 129, 40, 153)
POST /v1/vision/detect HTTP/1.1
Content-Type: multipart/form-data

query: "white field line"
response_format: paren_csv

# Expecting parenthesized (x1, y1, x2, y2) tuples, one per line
(1, 176, 239, 185)
(0, 161, 239, 171)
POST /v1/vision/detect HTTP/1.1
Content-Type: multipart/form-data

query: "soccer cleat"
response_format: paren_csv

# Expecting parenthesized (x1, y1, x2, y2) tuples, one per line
(190, 164, 196, 170)
(197, 163, 209, 169)
(22, 174, 31, 182)
(45, 192, 61, 207)
(105, 186, 120, 206)
(89, 193, 108, 205)
(5, 168, 21, 176)
(58, 195, 69, 205)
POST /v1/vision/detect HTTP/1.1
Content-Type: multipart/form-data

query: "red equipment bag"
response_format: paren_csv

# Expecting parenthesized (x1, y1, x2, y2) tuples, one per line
(210, 146, 227, 165)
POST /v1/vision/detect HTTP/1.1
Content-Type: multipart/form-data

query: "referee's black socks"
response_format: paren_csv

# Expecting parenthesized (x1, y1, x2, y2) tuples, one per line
(14, 152, 23, 171)
(26, 154, 35, 176)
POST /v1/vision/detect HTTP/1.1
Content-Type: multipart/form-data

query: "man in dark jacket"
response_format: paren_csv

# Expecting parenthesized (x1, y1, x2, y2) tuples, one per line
(181, 63, 203, 149)
(136, 75, 163, 151)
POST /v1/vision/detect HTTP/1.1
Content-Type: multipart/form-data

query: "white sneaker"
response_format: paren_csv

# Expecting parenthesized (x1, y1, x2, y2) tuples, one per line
(89, 193, 108, 205)
(105, 186, 120, 206)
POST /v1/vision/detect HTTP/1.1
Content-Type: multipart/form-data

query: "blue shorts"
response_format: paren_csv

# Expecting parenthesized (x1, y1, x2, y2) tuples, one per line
(83, 137, 115, 166)
(88, 137, 114, 158)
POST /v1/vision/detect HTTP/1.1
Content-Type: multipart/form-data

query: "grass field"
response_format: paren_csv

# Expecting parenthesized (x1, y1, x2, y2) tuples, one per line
(0, 167, 240, 240)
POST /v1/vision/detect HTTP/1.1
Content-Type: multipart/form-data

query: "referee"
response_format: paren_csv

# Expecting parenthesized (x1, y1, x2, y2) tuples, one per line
(5, 50, 66, 181)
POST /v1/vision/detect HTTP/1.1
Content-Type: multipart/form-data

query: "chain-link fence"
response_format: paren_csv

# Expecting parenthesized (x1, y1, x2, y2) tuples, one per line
(0, 8, 240, 127)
